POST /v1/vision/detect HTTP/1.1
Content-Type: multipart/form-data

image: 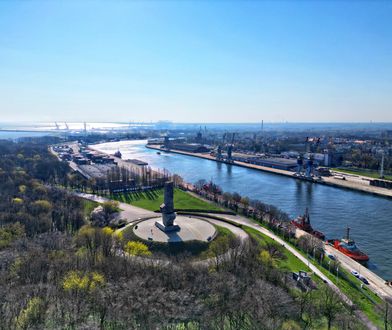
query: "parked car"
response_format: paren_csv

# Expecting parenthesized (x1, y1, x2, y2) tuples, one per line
(359, 276, 369, 285)
(351, 270, 360, 278)
(327, 254, 336, 260)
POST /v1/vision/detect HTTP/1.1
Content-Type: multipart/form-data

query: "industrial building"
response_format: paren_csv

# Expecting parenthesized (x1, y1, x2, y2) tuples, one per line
(166, 143, 210, 153)
(250, 157, 298, 171)
(78, 164, 116, 180)
(231, 153, 298, 171)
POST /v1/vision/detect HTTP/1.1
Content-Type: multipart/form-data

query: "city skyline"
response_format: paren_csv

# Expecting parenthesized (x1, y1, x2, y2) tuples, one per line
(0, 1, 392, 123)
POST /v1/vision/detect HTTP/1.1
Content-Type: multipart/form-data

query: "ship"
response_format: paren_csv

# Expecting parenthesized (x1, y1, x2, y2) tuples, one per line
(327, 227, 369, 262)
(291, 208, 325, 240)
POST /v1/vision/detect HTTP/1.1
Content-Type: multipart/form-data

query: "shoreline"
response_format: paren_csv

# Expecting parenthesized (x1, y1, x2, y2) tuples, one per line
(146, 145, 392, 199)
(70, 142, 392, 301)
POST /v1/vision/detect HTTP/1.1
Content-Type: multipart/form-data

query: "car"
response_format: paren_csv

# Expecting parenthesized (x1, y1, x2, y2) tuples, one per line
(359, 276, 369, 285)
(351, 270, 360, 278)
(327, 254, 336, 260)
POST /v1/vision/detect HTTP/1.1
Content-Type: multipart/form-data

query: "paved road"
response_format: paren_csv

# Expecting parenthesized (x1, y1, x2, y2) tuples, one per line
(205, 218, 249, 240)
(75, 192, 376, 329)
(207, 213, 377, 330)
(325, 244, 392, 300)
(75, 192, 156, 223)
(146, 145, 392, 199)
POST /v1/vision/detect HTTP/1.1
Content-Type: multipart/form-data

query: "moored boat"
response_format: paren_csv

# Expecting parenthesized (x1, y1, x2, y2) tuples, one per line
(327, 227, 369, 262)
(291, 208, 325, 240)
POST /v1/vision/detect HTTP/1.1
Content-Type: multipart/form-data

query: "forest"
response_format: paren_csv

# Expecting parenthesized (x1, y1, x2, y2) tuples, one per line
(0, 138, 380, 329)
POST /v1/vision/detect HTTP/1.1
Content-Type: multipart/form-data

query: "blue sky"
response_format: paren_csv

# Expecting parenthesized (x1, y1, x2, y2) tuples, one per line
(0, 1, 391, 123)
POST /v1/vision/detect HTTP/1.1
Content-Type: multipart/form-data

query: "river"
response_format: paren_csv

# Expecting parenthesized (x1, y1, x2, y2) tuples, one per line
(93, 140, 392, 279)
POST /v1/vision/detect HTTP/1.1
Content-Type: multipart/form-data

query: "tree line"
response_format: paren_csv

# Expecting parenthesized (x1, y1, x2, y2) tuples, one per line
(0, 138, 388, 329)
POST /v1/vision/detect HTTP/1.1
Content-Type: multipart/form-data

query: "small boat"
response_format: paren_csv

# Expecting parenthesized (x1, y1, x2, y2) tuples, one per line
(156, 151, 161, 155)
(291, 208, 325, 240)
(114, 150, 122, 158)
(327, 227, 369, 262)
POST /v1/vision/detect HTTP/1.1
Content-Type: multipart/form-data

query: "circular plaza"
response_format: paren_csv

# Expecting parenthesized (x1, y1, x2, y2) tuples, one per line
(133, 215, 217, 243)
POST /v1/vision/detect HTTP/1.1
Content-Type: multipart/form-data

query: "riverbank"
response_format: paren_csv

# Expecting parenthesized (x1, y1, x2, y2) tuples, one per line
(77, 189, 384, 328)
(147, 144, 392, 199)
(189, 189, 392, 301)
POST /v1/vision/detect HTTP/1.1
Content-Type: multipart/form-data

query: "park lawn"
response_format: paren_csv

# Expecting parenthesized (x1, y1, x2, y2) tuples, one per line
(243, 226, 310, 273)
(111, 188, 223, 212)
(289, 239, 385, 328)
(244, 225, 384, 327)
(332, 167, 392, 181)
(314, 259, 384, 328)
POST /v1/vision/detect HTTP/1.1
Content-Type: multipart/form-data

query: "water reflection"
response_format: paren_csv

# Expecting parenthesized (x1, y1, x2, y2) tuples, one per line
(92, 140, 392, 279)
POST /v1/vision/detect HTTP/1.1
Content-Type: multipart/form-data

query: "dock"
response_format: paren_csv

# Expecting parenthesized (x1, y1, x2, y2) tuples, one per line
(146, 144, 392, 199)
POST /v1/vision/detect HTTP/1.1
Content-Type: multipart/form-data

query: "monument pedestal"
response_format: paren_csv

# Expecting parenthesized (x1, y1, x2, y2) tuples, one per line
(155, 181, 181, 233)
(154, 220, 180, 232)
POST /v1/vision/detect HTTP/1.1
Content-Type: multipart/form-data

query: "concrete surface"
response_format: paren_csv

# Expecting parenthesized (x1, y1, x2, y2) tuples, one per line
(75, 192, 156, 223)
(146, 144, 392, 199)
(133, 216, 217, 243)
(325, 244, 392, 300)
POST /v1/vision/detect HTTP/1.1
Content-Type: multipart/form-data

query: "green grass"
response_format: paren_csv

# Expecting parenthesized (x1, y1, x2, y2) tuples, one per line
(111, 188, 223, 212)
(243, 225, 384, 327)
(332, 167, 392, 181)
(288, 240, 384, 328)
(116, 186, 384, 327)
(81, 199, 99, 218)
(314, 259, 384, 328)
(243, 226, 311, 273)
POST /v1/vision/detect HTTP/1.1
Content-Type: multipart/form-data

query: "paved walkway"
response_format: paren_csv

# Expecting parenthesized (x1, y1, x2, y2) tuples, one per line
(75, 192, 376, 329)
(201, 212, 377, 330)
(75, 192, 156, 223)
(325, 244, 392, 299)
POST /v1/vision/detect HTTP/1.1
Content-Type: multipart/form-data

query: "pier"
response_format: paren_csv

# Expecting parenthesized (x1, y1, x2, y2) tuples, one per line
(146, 144, 392, 199)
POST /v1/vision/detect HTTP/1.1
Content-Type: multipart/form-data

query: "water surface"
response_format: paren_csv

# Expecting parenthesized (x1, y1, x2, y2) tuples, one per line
(94, 140, 392, 279)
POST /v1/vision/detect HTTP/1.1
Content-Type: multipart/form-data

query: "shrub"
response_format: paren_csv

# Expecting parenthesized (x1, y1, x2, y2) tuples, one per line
(124, 241, 151, 256)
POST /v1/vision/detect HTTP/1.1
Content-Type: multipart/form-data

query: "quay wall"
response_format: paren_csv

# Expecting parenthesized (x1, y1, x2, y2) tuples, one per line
(146, 145, 392, 199)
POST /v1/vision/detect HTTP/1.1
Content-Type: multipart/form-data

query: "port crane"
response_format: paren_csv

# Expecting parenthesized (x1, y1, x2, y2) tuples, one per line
(296, 137, 321, 178)
(215, 132, 227, 160)
(54, 122, 60, 130)
(226, 133, 235, 162)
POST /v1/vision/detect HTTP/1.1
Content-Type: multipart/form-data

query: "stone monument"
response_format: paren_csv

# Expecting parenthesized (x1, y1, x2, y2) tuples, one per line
(155, 181, 180, 232)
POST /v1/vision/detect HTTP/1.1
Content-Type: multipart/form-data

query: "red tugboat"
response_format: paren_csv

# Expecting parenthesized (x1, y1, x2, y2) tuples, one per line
(291, 208, 325, 240)
(327, 227, 369, 262)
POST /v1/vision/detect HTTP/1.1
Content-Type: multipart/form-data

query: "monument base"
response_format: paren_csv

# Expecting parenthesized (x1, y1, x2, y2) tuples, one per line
(135, 216, 217, 243)
(155, 220, 180, 233)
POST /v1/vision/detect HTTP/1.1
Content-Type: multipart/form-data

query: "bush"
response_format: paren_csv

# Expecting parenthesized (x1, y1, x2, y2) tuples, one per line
(124, 241, 151, 256)
(102, 201, 120, 214)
